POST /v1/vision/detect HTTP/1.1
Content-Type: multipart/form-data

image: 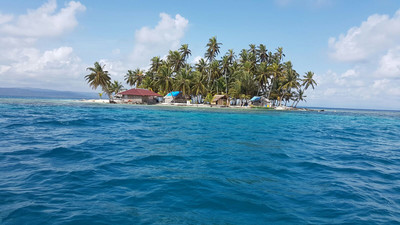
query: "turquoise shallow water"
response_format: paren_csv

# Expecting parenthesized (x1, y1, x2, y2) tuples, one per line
(1, 98, 400, 224)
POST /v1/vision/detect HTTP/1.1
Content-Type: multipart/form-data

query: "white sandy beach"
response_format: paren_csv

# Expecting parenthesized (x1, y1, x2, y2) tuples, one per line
(78, 99, 314, 111)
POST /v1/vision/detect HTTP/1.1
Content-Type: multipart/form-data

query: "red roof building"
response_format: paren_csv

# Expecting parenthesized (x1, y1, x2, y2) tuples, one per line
(118, 88, 162, 104)
(118, 88, 162, 97)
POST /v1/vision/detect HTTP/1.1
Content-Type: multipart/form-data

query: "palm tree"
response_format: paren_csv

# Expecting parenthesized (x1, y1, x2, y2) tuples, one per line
(242, 61, 254, 74)
(150, 56, 162, 73)
(191, 71, 206, 97)
(174, 69, 192, 97)
(167, 50, 184, 73)
(302, 71, 317, 90)
(179, 44, 192, 62)
(279, 62, 300, 106)
(85, 61, 111, 99)
(125, 68, 145, 88)
(240, 71, 258, 96)
(109, 80, 124, 95)
(141, 76, 154, 92)
(294, 89, 306, 108)
(226, 49, 235, 64)
(229, 79, 242, 99)
(239, 49, 249, 64)
(267, 51, 274, 64)
(267, 63, 283, 100)
(205, 36, 222, 62)
(275, 47, 285, 63)
(214, 77, 226, 95)
(195, 58, 207, 74)
(248, 44, 257, 59)
(209, 60, 221, 92)
(125, 70, 135, 87)
(257, 44, 268, 63)
(257, 62, 270, 95)
(221, 55, 232, 94)
(155, 65, 173, 95)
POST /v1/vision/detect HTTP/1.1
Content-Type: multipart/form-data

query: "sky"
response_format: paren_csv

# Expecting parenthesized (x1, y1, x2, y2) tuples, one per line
(0, 0, 399, 110)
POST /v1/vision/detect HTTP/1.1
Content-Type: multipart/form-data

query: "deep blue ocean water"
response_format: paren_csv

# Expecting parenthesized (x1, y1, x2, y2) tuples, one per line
(1, 98, 400, 225)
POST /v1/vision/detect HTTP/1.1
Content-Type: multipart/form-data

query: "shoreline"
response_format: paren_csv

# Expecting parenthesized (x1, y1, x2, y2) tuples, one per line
(78, 99, 324, 112)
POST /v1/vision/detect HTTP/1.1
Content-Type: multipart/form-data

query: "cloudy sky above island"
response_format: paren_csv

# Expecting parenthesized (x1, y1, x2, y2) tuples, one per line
(0, 0, 399, 110)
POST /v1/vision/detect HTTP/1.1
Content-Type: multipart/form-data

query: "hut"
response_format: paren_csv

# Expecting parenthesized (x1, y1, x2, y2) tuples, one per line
(212, 95, 229, 106)
(164, 91, 187, 103)
(118, 88, 162, 104)
(250, 96, 271, 107)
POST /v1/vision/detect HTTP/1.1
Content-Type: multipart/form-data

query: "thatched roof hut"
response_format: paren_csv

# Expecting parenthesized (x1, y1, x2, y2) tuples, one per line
(212, 95, 229, 105)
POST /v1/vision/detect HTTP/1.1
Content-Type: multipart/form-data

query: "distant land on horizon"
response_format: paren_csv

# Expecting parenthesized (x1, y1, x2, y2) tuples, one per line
(0, 87, 99, 99)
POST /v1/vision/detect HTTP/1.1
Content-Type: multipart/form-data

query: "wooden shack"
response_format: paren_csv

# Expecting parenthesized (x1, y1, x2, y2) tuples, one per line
(164, 91, 187, 103)
(250, 96, 271, 107)
(212, 95, 229, 106)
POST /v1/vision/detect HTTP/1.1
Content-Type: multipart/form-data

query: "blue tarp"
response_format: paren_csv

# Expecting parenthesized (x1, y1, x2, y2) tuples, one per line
(251, 96, 261, 101)
(165, 91, 181, 97)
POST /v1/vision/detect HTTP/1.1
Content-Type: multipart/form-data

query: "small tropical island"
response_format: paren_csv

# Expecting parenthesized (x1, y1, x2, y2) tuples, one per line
(84, 37, 317, 110)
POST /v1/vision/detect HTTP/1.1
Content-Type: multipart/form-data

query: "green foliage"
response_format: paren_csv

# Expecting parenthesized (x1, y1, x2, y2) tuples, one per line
(204, 93, 214, 104)
(125, 68, 144, 88)
(109, 80, 124, 95)
(85, 37, 317, 106)
(174, 68, 192, 97)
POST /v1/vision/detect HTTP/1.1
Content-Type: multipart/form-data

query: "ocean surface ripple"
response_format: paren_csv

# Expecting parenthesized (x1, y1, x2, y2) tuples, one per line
(1, 98, 400, 224)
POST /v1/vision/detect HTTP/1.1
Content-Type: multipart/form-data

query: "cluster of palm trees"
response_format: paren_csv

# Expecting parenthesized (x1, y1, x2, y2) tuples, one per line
(85, 37, 317, 107)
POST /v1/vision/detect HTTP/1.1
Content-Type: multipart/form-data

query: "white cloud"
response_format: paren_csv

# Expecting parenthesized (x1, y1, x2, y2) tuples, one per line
(329, 10, 400, 62)
(191, 56, 202, 64)
(0, 65, 11, 74)
(372, 79, 390, 90)
(0, 0, 87, 92)
(0, 13, 13, 24)
(341, 69, 358, 78)
(308, 66, 400, 109)
(0, 46, 84, 90)
(0, 0, 85, 38)
(333, 69, 364, 87)
(130, 13, 189, 68)
(11, 46, 75, 73)
(376, 46, 400, 78)
(102, 13, 190, 88)
(98, 59, 128, 83)
(309, 9, 400, 110)
(323, 88, 336, 96)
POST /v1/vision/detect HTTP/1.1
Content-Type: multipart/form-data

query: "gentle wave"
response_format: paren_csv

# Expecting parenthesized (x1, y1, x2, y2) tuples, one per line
(1, 98, 400, 224)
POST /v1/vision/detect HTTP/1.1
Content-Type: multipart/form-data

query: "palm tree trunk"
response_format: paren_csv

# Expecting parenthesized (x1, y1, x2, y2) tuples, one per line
(267, 78, 274, 99)
(107, 92, 113, 103)
(225, 77, 229, 94)
(279, 90, 285, 106)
